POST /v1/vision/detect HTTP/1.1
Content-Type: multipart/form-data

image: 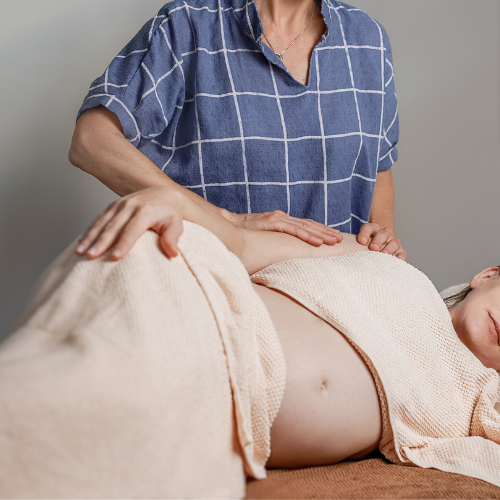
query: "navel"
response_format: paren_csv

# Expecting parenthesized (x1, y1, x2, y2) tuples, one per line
(317, 379, 329, 398)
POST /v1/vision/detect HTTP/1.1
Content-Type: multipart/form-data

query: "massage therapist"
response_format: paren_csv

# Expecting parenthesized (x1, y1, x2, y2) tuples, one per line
(69, 0, 406, 260)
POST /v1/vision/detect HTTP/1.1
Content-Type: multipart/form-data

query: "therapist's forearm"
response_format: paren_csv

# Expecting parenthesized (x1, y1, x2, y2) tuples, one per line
(68, 107, 227, 216)
(369, 169, 395, 231)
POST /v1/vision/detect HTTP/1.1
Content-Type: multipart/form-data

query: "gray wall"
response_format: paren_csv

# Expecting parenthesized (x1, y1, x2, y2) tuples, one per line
(1, 0, 499, 338)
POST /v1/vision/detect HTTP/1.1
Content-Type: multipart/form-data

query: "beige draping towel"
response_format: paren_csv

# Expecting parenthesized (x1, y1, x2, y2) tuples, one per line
(0, 222, 286, 499)
(252, 252, 500, 488)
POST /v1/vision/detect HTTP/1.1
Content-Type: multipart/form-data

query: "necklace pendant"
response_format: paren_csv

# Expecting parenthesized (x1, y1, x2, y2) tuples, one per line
(276, 53, 284, 62)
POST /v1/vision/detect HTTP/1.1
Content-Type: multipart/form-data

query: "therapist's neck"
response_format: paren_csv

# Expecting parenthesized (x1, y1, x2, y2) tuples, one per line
(254, 0, 318, 31)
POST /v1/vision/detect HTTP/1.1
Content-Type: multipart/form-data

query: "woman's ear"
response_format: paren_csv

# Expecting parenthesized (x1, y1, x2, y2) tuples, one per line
(470, 267, 500, 289)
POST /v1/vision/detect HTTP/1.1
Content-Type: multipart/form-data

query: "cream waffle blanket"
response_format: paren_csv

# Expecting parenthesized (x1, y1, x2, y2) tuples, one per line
(0, 222, 286, 499)
(252, 252, 500, 487)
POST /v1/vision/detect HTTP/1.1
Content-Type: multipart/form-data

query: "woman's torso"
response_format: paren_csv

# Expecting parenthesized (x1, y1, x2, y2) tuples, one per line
(252, 282, 381, 468)
(79, 0, 398, 234)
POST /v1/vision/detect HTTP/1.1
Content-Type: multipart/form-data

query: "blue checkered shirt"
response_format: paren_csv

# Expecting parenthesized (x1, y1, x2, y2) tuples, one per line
(78, 0, 399, 234)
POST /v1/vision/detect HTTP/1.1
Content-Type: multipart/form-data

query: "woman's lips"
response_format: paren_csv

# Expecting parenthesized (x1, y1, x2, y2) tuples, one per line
(488, 314, 500, 345)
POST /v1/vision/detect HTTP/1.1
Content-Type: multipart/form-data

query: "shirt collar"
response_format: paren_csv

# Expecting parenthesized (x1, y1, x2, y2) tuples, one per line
(231, 0, 334, 45)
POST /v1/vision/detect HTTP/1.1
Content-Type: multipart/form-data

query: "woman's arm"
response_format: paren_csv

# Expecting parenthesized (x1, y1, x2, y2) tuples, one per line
(69, 108, 225, 213)
(69, 107, 341, 246)
(76, 187, 367, 275)
(239, 230, 367, 274)
(356, 169, 407, 261)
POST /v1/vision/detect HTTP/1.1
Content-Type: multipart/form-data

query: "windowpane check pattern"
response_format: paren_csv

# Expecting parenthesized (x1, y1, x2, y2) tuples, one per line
(78, 0, 399, 234)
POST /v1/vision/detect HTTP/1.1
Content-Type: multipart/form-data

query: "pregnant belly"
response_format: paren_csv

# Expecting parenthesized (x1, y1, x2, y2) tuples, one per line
(252, 283, 382, 469)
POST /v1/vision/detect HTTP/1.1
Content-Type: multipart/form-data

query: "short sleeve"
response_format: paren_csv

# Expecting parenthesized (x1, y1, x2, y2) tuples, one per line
(378, 28, 399, 172)
(77, 12, 185, 148)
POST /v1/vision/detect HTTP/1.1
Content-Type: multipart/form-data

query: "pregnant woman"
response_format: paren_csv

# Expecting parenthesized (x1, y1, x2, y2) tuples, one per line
(1, 187, 499, 498)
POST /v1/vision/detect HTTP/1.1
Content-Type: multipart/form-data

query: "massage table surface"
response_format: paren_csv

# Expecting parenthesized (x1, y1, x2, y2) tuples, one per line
(246, 454, 500, 499)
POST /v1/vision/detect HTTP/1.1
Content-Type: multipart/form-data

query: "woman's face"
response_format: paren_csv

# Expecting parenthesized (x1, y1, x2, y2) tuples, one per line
(450, 267, 500, 370)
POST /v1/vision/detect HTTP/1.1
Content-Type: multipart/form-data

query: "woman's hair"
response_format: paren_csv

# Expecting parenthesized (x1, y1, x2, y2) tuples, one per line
(444, 285, 472, 309)
(444, 265, 500, 309)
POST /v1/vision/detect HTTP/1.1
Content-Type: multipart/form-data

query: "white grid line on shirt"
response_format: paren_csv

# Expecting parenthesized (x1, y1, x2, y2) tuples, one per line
(329, 217, 352, 228)
(116, 49, 148, 60)
(141, 62, 169, 128)
(168, 3, 248, 15)
(184, 1, 208, 200)
(154, 2, 252, 38)
(149, 15, 163, 41)
(335, 8, 364, 181)
(351, 212, 368, 225)
(104, 68, 109, 94)
(316, 44, 386, 52)
(183, 87, 384, 102)
(182, 176, 371, 189)
(159, 24, 185, 85)
(179, 45, 386, 57)
(86, 94, 141, 143)
(218, 0, 251, 213)
(90, 82, 128, 92)
(150, 131, 386, 154)
(371, 18, 385, 175)
(383, 128, 391, 148)
(181, 47, 261, 57)
(314, 50, 328, 226)
(385, 104, 398, 138)
(245, 0, 255, 40)
(379, 146, 395, 162)
(385, 57, 394, 88)
(133, 57, 183, 111)
(161, 127, 177, 172)
(269, 62, 290, 214)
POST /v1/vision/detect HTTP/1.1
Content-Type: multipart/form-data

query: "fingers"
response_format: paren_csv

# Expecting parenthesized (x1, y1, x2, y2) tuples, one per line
(368, 229, 392, 252)
(159, 216, 184, 258)
(75, 188, 185, 261)
(380, 238, 401, 255)
(233, 211, 342, 246)
(75, 197, 149, 260)
(357, 223, 379, 246)
(268, 212, 342, 246)
(357, 223, 406, 260)
(287, 223, 323, 247)
(75, 202, 125, 257)
(109, 210, 158, 260)
(395, 248, 408, 262)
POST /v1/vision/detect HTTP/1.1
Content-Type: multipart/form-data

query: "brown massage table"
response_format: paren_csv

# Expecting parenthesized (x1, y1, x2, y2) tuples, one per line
(246, 451, 500, 499)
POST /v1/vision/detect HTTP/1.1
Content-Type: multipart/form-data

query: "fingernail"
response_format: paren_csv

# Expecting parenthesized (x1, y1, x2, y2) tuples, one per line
(76, 245, 86, 254)
(88, 248, 97, 256)
(112, 249, 122, 258)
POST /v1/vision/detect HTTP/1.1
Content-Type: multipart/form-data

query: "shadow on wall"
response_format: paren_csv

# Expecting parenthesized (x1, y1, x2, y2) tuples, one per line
(0, 137, 115, 340)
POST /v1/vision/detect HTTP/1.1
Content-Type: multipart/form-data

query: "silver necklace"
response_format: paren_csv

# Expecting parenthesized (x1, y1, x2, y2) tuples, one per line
(262, 1, 316, 62)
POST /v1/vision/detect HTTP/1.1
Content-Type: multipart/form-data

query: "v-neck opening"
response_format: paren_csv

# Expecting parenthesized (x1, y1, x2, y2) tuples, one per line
(254, 1, 330, 89)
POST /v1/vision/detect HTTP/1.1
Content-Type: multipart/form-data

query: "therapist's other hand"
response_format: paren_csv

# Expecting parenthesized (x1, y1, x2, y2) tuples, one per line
(75, 187, 184, 261)
(225, 211, 342, 247)
(357, 222, 407, 261)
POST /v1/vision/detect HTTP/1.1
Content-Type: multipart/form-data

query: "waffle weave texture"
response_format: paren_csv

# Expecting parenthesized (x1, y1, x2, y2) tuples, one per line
(252, 252, 500, 487)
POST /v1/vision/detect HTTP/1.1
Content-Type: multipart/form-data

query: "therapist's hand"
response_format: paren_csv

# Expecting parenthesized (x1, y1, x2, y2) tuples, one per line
(75, 187, 185, 261)
(357, 222, 407, 261)
(225, 211, 343, 247)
